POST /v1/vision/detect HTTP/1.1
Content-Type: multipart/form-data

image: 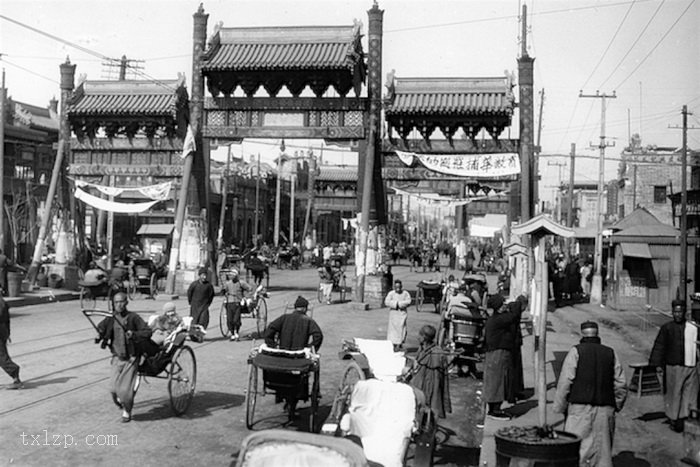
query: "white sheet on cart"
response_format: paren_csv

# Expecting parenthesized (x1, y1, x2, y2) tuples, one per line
(353, 338, 405, 382)
(346, 379, 416, 467)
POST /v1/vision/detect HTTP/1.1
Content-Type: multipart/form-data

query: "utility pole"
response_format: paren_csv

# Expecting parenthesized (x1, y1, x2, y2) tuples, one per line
(0, 69, 5, 252)
(289, 156, 296, 246)
(567, 143, 576, 228)
(274, 140, 285, 248)
(580, 90, 616, 305)
(547, 160, 566, 223)
(216, 144, 232, 250)
(302, 149, 316, 244)
(535, 88, 545, 213)
(254, 152, 260, 242)
(669, 105, 699, 306)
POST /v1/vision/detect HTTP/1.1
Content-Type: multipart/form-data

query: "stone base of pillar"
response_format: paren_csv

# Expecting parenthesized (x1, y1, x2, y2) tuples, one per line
(364, 273, 390, 309)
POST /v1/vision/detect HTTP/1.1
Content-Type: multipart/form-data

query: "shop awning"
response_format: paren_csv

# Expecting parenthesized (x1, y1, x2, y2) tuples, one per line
(136, 224, 174, 236)
(620, 242, 652, 259)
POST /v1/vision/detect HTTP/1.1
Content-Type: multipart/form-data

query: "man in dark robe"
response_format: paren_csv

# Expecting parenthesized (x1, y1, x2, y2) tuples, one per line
(187, 267, 215, 329)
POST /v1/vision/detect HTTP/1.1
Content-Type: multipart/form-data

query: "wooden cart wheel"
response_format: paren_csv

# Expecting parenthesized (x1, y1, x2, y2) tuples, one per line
(245, 363, 259, 429)
(168, 346, 197, 416)
(339, 275, 347, 302)
(339, 360, 366, 392)
(416, 288, 425, 312)
(149, 273, 158, 298)
(219, 299, 230, 338)
(309, 368, 321, 433)
(254, 298, 268, 334)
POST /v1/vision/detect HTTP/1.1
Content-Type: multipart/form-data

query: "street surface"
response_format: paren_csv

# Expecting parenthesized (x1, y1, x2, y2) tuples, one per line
(0, 263, 689, 466)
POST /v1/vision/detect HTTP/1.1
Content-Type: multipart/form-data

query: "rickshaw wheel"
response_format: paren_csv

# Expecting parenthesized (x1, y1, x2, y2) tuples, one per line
(338, 276, 347, 302)
(416, 288, 425, 312)
(149, 273, 158, 298)
(254, 298, 268, 334)
(219, 300, 231, 338)
(309, 369, 321, 433)
(339, 361, 366, 393)
(168, 346, 197, 416)
(80, 288, 96, 310)
(245, 363, 258, 429)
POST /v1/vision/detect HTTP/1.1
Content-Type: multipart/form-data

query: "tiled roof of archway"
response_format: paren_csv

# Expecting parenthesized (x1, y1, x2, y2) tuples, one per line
(68, 80, 185, 116)
(202, 25, 363, 71)
(385, 77, 515, 115)
(316, 166, 357, 182)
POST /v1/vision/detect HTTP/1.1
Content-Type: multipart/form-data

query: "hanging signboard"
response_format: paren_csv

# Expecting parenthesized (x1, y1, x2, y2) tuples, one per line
(395, 150, 520, 178)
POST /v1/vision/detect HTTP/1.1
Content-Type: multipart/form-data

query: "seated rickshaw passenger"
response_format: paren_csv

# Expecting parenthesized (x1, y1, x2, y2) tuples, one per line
(148, 302, 183, 346)
(84, 261, 108, 285)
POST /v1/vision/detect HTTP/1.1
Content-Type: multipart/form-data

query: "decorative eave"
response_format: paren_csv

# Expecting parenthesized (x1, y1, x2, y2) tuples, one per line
(202, 23, 366, 98)
(511, 213, 574, 238)
(384, 73, 515, 147)
(67, 75, 189, 141)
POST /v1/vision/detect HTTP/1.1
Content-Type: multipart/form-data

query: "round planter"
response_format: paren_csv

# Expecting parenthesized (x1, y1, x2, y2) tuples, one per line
(7, 271, 24, 297)
(495, 427, 580, 467)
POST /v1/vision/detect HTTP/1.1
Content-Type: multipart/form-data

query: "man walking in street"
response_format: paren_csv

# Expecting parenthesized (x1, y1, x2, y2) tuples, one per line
(649, 299, 700, 432)
(188, 267, 215, 330)
(96, 292, 152, 422)
(221, 269, 252, 341)
(385, 279, 412, 351)
(553, 321, 627, 466)
(0, 291, 23, 389)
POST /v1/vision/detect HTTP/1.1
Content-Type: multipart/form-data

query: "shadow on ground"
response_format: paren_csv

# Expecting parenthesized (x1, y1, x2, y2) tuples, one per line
(133, 391, 244, 421)
(613, 450, 651, 466)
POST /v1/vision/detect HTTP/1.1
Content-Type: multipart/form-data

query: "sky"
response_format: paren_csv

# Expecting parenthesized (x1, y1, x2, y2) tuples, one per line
(1, 0, 698, 204)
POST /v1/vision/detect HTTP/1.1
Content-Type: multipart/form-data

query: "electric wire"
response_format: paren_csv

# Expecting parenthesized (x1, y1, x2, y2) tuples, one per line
(597, 0, 666, 89)
(0, 56, 60, 85)
(613, 0, 696, 90)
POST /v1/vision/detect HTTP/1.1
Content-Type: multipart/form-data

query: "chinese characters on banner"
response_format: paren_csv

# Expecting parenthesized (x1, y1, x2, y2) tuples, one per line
(395, 150, 520, 178)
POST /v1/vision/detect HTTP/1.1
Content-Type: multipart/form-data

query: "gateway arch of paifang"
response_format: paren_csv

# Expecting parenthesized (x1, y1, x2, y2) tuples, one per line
(189, 2, 534, 300)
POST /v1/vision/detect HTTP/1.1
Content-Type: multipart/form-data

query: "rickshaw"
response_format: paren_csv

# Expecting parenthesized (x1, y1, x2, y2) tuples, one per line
(415, 279, 443, 313)
(83, 309, 201, 416)
(235, 430, 369, 467)
(242, 251, 270, 288)
(322, 338, 437, 467)
(245, 343, 321, 432)
(275, 247, 300, 270)
(132, 258, 161, 298)
(219, 284, 269, 338)
(79, 280, 117, 310)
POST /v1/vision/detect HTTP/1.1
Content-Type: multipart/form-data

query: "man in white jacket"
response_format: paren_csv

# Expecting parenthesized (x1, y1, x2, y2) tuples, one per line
(385, 280, 412, 351)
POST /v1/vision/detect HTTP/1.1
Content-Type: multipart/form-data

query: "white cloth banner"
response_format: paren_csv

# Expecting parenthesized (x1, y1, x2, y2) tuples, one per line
(181, 124, 196, 159)
(73, 180, 172, 201)
(74, 188, 159, 213)
(392, 186, 506, 208)
(395, 150, 520, 177)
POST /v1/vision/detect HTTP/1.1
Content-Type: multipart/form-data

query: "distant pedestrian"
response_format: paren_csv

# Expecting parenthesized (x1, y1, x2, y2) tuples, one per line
(649, 299, 700, 432)
(221, 269, 252, 341)
(187, 267, 215, 330)
(0, 249, 18, 296)
(553, 321, 627, 466)
(385, 280, 412, 351)
(0, 292, 23, 389)
(483, 294, 527, 420)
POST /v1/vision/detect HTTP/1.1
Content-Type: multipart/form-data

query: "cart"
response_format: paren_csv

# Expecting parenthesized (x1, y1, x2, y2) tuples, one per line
(83, 309, 200, 416)
(416, 280, 443, 313)
(322, 338, 437, 467)
(235, 430, 369, 467)
(243, 252, 270, 288)
(219, 285, 269, 338)
(79, 280, 118, 310)
(132, 258, 161, 298)
(245, 344, 321, 432)
(438, 300, 486, 377)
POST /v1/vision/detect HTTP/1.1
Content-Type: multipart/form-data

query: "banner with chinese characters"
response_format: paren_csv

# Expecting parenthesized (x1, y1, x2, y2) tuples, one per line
(392, 187, 507, 209)
(395, 150, 520, 178)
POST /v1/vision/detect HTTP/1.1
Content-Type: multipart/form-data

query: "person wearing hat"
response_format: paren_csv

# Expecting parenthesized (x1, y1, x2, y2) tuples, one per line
(264, 296, 323, 352)
(649, 299, 699, 432)
(148, 302, 183, 345)
(483, 294, 528, 421)
(95, 292, 152, 422)
(187, 267, 215, 330)
(222, 269, 252, 341)
(385, 280, 412, 351)
(404, 324, 451, 418)
(553, 320, 627, 466)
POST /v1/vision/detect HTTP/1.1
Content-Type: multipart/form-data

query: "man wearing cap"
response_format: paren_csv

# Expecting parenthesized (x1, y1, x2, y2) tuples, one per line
(264, 296, 323, 351)
(96, 292, 152, 422)
(385, 280, 412, 351)
(553, 321, 627, 466)
(187, 267, 215, 330)
(649, 299, 700, 432)
(222, 269, 252, 341)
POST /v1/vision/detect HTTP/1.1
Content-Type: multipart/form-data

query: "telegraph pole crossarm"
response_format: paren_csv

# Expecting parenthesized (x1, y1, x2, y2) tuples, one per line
(579, 90, 616, 306)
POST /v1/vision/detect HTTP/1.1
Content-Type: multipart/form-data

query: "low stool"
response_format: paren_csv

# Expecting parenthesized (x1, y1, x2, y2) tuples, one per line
(628, 363, 662, 397)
